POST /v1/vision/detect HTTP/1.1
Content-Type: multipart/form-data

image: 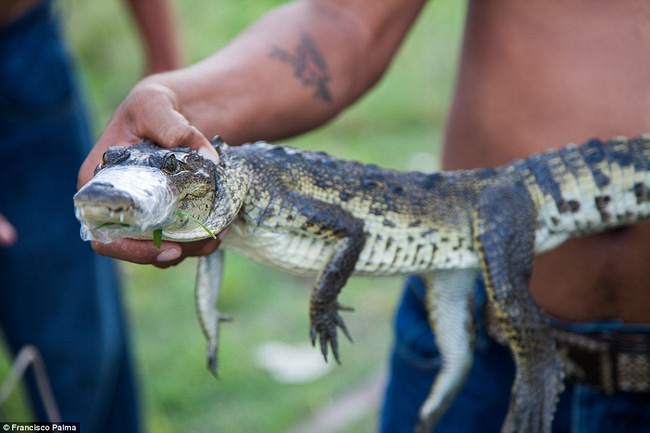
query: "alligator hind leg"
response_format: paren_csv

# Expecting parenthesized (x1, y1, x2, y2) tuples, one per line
(196, 250, 232, 376)
(474, 184, 564, 433)
(416, 269, 478, 433)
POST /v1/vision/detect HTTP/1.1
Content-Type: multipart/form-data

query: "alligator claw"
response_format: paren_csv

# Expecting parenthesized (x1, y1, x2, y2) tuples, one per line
(336, 312, 354, 343)
(206, 311, 233, 378)
(414, 417, 434, 433)
(502, 357, 564, 433)
(310, 301, 354, 364)
(207, 341, 219, 377)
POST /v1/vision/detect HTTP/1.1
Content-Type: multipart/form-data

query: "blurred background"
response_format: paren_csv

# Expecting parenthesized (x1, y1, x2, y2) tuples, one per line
(1, 0, 466, 431)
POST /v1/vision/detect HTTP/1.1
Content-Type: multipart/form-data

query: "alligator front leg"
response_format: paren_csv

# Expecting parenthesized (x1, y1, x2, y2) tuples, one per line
(295, 199, 366, 363)
(474, 183, 564, 433)
(416, 269, 477, 433)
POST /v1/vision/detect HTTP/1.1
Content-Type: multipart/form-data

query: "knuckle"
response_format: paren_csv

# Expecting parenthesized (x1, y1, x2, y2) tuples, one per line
(162, 123, 193, 148)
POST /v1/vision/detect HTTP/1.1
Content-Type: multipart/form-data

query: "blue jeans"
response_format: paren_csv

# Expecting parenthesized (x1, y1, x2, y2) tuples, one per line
(380, 276, 650, 433)
(0, 3, 139, 432)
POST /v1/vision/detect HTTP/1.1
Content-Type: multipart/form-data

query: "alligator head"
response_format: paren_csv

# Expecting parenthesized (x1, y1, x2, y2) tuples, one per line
(74, 140, 243, 243)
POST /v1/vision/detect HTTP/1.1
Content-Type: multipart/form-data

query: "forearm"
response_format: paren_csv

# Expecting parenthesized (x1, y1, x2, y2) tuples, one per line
(143, 0, 426, 143)
(127, 0, 184, 73)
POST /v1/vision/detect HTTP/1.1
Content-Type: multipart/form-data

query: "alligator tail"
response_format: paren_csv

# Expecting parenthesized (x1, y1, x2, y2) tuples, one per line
(503, 135, 650, 252)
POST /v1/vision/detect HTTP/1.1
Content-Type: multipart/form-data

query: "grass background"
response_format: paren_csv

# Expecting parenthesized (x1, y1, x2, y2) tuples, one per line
(1, 0, 467, 431)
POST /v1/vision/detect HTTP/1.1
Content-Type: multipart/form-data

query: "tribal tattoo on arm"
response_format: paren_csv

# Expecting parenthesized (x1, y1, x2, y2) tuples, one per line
(270, 33, 333, 103)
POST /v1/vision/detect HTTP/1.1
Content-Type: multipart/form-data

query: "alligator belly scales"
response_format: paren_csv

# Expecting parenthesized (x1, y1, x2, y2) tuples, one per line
(74, 134, 650, 433)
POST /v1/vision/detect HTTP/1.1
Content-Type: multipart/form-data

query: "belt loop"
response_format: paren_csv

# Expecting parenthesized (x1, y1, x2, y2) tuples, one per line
(599, 348, 615, 394)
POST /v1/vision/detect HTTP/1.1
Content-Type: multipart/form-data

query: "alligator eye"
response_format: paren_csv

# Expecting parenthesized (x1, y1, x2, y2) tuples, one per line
(162, 153, 180, 174)
(102, 146, 131, 167)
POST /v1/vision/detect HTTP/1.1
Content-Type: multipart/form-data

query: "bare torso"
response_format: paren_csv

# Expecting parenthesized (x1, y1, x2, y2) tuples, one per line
(444, 0, 650, 323)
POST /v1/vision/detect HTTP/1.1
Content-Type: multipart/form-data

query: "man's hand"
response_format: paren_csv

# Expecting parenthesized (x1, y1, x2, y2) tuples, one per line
(77, 81, 221, 268)
(77, 81, 218, 188)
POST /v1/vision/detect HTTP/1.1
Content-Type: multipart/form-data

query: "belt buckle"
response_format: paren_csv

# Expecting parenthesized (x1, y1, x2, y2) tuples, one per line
(605, 332, 650, 393)
(557, 330, 650, 393)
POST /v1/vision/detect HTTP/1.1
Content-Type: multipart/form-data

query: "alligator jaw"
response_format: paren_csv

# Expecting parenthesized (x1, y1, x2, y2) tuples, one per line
(74, 182, 137, 225)
(74, 166, 178, 242)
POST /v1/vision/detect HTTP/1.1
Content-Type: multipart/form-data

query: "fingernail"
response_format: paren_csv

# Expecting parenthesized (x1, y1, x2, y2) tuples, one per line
(198, 145, 220, 164)
(157, 247, 181, 263)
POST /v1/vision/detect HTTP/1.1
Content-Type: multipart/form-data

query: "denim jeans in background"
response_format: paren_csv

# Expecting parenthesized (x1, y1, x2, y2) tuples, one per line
(380, 276, 650, 433)
(0, 2, 139, 432)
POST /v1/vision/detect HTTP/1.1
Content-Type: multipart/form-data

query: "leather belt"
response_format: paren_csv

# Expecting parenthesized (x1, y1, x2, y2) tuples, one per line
(484, 306, 650, 394)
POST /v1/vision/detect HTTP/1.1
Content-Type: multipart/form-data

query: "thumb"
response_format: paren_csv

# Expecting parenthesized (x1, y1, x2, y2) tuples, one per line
(78, 81, 221, 190)
(126, 82, 220, 162)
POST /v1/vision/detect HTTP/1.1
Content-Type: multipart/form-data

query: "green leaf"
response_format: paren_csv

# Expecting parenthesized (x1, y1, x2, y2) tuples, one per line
(153, 229, 163, 249)
(177, 211, 217, 239)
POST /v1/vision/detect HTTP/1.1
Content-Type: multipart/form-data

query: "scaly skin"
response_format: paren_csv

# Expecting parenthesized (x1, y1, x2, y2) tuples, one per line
(74, 134, 650, 433)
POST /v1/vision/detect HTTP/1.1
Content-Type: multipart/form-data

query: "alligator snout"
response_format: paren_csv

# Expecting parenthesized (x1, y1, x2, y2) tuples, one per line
(74, 181, 138, 228)
(74, 164, 180, 241)
(74, 182, 136, 211)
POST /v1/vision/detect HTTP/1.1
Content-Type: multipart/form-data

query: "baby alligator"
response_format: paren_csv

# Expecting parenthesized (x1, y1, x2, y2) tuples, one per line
(74, 135, 650, 433)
